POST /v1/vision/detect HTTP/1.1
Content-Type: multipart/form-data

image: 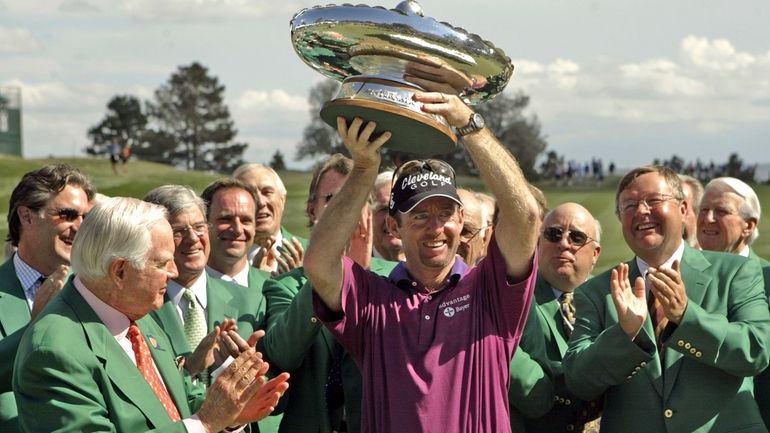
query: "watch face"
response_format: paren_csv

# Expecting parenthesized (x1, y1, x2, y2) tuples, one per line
(473, 113, 485, 128)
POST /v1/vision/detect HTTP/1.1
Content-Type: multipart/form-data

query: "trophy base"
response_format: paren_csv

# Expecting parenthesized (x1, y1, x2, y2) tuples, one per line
(320, 78, 458, 156)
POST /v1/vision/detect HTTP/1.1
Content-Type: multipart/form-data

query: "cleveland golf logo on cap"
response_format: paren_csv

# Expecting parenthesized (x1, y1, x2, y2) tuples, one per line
(400, 171, 453, 190)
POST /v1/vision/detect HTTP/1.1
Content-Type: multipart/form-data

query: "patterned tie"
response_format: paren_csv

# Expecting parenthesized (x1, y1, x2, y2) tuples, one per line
(28, 275, 47, 301)
(559, 291, 576, 338)
(182, 288, 207, 350)
(127, 321, 181, 422)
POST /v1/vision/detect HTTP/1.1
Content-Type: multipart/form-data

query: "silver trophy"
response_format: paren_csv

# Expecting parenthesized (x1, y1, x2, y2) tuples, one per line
(291, 1, 513, 155)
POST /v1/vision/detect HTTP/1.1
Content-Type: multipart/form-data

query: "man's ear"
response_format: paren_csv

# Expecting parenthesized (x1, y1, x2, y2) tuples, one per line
(109, 258, 128, 287)
(18, 206, 35, 226)
(386, 214, 401, 240)
(743, 217, 758, 239)
(307, 202, 317, 226)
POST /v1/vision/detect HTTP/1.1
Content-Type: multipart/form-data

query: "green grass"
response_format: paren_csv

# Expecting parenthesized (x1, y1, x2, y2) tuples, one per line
(1, 155, 768, 275)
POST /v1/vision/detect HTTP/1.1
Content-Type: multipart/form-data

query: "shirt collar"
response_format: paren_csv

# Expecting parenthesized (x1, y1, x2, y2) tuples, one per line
(206, 264, 249, 287)
(738, 245, 750, 257)
(167, 272, 208, 309)
(13, 252, 46, 294)
(391, 256, 469, 294)
(73, 276, 131, 339)
(636, 240, 686, 282)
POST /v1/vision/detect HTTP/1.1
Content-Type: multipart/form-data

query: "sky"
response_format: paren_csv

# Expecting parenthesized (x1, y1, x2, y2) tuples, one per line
(1, 0, 769, 172)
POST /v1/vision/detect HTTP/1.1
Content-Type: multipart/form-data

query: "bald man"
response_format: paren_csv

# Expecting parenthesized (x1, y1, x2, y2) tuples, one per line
(510, 202, 603, 433)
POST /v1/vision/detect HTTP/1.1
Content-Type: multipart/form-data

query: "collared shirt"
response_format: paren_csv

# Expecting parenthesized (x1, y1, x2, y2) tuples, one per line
(738, 245, 750, 258)
(247, 231, 284, 272)
(72, 277, 208, 433)
(636, 241, 685, 294)
(206, 264, 249, 287)
(13, 252, 45, 310)
(166, 273, 208, 324)
(314, 235, 538, 433)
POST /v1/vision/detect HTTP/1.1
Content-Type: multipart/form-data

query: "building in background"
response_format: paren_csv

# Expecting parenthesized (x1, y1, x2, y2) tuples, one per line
(0, 86, 22, 157)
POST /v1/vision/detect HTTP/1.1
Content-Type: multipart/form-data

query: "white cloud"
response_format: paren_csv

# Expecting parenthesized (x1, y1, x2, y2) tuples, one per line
(58, 0, 100, 13)
(119, 0, 298, 21)
(513, 59, 545, 75)
(547, 58, 580, 89)
(234, 89, 309, 113)
(619, 58, 708, 97)
(0, 26, 42, 54)
(681, 35, 755, 72)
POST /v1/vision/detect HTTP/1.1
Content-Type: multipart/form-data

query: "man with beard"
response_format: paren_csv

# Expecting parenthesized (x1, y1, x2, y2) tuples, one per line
(0, 164, 95, 432)
(564, 166, 770, 433)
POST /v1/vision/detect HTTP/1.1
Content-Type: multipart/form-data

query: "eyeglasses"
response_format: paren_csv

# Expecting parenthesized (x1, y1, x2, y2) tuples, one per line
(460, 225, 482, 242)
(47, 208, 87, 222)
(171, 222, 209, 240)
(618, 194, 679, 215)
(392, 159, 456, 185)
(542, 227, 592, 247)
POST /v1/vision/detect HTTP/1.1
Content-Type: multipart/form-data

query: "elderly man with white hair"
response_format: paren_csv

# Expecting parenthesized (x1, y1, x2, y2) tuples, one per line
(697, 177, 770, 429)
(13, 197, 289, 433)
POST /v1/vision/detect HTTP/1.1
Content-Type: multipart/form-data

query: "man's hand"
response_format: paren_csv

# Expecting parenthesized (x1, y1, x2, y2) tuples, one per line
(31, 264, 68, 320)
(196, 348, 270, 433)
(235, 372, 290, 424)
(648, 261, 688, 325)
(412, 92, 473, 128)
(403, 60, 473, 95)
(336, 117, 390, 171)
(253, 236, 277, 272)
(610, 263, 648, 339)
(217, 329, 264, 365)
(186, 319, 238, 376)
(275, 237, 304, 276)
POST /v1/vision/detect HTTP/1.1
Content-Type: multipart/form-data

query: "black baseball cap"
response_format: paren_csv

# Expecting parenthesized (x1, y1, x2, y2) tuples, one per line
(389, 159, 463, 216)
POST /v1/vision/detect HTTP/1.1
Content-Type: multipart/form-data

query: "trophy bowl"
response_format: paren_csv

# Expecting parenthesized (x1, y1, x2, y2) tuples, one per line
(291, 1, 514, 155)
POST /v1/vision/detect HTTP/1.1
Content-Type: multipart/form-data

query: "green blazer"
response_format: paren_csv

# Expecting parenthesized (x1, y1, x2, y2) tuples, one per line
(261, 258, 397, 433)
(13, 282, 203, 432)
(0, 258, 29, 432)
(749, 248, 770, 428)
(564, 245, 770, 433)
(510, 276, 602, 432)
(150, 272, 267, 357)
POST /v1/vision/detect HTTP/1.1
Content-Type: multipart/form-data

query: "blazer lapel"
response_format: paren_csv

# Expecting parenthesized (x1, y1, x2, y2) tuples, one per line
(533, 279, 568, 356)
(662, 246, 711, 400)
(138, 316, 191, 418)
(626, 260, 665, 396)
(150, 297, 191, 356)
(0, 258, 32, 334)
(206, 275, 237, 330)
(63, 285, 179, 427)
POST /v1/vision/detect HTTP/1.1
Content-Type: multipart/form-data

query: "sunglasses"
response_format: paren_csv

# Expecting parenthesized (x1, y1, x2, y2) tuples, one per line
(47, 208, 88, 222)
(542, 227, 592, 247)
(392, 159, 456, 185)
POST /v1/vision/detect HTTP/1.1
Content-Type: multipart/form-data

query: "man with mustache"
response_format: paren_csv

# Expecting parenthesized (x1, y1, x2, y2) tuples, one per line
(509, 202, 603, 432)
(564, 165, 770, 433)
(0, 163, 95, 432)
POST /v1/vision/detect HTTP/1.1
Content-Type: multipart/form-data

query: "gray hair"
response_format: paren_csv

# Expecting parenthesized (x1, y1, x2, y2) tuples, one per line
(71, 197, 167, 281)
(703, 177, 761, 245)
(233, 163, 287, 197)
(678, 174, 704, 213)
(143, 185, 206, 218)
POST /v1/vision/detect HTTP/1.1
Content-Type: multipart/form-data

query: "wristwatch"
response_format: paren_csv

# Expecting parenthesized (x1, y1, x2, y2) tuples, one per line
(456, 112, 486, 136)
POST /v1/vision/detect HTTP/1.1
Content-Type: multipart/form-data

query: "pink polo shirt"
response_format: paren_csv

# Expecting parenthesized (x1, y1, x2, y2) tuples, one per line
(314, 236, 537, 433)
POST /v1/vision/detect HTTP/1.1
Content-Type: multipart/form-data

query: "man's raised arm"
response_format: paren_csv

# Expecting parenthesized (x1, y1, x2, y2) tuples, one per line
(416, 92, 539, 280)
(303, 118, 390, 312)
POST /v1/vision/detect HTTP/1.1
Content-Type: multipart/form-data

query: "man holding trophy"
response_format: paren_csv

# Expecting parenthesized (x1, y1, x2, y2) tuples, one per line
(304, 89, 539, 432)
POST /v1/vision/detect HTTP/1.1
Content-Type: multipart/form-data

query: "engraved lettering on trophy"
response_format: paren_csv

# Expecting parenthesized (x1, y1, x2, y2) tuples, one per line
(366, 88, 418, 107)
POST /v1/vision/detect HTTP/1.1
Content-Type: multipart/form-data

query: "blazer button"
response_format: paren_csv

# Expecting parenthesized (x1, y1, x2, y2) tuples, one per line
(684, 342, 691, 349)
(640, 361, 647, 367)
(664, 409, 673, 418)
(566, 424, 575, 431)
(677, 340, 685, 347)
(565, 399, 572, 406)
(634, 366, 641, 372)
(689, 348, 697, 354)
(310, 317, 318, 323)
(695, 351, 702, 358)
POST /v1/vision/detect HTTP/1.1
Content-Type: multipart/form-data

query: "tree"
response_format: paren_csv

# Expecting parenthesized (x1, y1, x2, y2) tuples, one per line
(270, 150, 287, 171)
(296, 80, 547, 179)
(144, 62, 247, 172)
(86, 95, 147, 156)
